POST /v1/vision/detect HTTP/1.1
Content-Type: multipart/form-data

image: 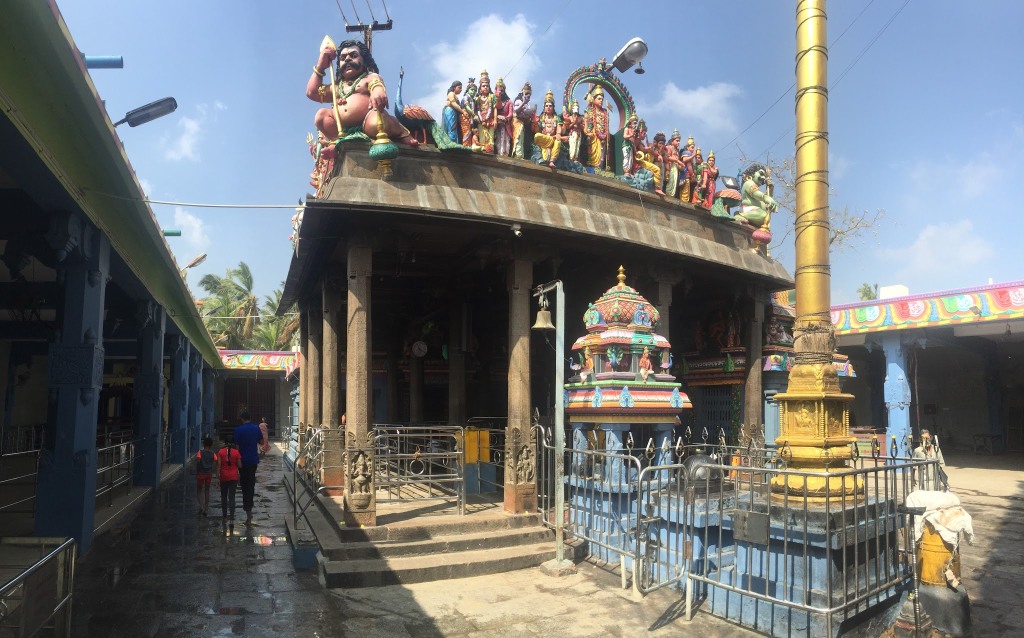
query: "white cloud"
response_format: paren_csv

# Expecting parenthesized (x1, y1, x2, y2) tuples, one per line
(164, 115, 202, 161)
(637, 82, 743, 136)
(173, 207, 210, 256)
(214, 100, 227, 111)
(877, 219, 993, 288)
(411, 14, 539, 116)
(138, 177, 153, 197)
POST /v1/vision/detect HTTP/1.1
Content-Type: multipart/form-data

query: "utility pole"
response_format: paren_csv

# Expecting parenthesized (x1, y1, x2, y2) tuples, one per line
(345, 19, 392, 55)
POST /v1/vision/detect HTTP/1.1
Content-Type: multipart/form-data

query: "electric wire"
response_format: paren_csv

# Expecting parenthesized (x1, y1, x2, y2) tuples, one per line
(721, 0, 882, 160)
(754, 0, 912, 160)
(83, 188, 300, 210)
(502, 0, 573, 81)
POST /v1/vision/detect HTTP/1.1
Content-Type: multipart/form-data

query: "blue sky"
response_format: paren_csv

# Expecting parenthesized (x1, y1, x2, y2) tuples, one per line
(58, 0, 1024, 306)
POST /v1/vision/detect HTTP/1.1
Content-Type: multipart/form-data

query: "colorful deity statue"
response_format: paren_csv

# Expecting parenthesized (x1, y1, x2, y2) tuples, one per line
(459, 77, 478, 147)
(474, 70, 496, 153)
(564, 100, 584, 163)
(442, 80, 465, 144)
(649, 132, 667, 195)
(533, 90, 564, 168)
(511, 82, 535, 159)
(305, 38, 418, 151)
(678, 135, 697, 202)
(665, 130, 681, 197)
(621, 113, 639, 176)
(699, 150, 720, 208)
(493, 77, 513, 156)
(691, 148, 705, 205)
(737, 162, 778, 228)
(582, 85, 610, 171)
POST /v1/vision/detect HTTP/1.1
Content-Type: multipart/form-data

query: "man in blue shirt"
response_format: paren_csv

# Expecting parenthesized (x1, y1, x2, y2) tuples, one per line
(233, 410, 263, 525)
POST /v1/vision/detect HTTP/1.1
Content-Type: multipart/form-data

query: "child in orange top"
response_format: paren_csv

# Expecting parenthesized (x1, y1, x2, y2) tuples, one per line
(216, 439, 242, 532)
(194, 437, 215, 516)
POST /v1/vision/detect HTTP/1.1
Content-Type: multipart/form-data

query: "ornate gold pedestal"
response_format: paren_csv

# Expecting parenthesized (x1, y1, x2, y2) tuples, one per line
(772, 323, 862, 497)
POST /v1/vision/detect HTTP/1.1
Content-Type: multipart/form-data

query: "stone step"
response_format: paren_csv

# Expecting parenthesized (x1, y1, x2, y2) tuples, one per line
(320, 541, 556, 588)
(334, 512, 542, 543)
(323, 525, 554, 560)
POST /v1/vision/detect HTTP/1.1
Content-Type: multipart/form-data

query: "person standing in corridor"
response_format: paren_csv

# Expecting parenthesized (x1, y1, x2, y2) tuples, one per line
(233, 410, 262, 525)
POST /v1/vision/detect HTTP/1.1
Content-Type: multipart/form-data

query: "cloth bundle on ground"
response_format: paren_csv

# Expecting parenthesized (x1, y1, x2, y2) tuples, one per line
(905, 490, 975, 548)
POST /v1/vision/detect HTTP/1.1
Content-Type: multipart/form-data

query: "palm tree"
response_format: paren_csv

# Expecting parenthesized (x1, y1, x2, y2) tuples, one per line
(197, 262, 261, 349)
(857, 283, 878, 301)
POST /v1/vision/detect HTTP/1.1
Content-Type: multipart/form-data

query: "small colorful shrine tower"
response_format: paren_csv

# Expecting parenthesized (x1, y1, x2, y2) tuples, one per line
(565, 267, 691, 486)
(566, 267, 691, 421)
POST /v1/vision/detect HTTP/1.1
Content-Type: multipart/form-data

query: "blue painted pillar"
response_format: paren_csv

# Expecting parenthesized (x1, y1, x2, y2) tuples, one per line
(879, 333, 913, 458)
(762, 373, 790, 447)
(133, 303, 165, 487)
(167, 337, 190, 465)
(35, 216, 109, 551)
(188, 349, 202, 453)
(202, 366, 215, 440)
(601, 423, 631, 486)
(570, 423, 590, 478)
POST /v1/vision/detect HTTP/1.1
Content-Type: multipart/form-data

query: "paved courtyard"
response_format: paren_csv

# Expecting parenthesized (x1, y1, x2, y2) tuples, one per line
(69, 446, 1022, 637)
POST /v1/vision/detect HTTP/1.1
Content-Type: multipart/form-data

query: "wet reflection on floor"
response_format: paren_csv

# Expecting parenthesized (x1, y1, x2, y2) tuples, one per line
(71, 451, 350, 637)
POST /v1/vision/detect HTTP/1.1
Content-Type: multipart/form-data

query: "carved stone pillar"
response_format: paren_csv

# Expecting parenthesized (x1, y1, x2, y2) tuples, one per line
(504, 257, 536, 514)
(448, 302, 467, 425)
(344, 239, 375, 526)
(409, 356, 424, 423)
(307, 294, 323, 428)
(35, 214, 108, 551)
(322, 275, 344, 489)
(743, 290, 766, 443)
(133, 302, 165, 487)
(297, 307, 309, 455)
(167, 336, 191, 465)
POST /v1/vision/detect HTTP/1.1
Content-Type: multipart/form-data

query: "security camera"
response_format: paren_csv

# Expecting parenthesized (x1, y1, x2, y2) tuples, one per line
(511, 224, 523, 238)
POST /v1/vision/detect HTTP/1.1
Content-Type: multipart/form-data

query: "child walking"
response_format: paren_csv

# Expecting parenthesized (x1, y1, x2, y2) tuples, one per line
(194, 437, 215, 516)
(216, 438, 242, 532)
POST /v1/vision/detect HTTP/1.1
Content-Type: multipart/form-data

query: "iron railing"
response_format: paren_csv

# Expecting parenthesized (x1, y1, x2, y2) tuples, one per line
(95, 439, 135, 507)
(0, 537, 75, 638)
(372, 424, 465, 514)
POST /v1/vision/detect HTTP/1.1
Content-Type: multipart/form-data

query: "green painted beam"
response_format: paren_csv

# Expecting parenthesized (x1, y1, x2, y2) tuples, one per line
(0, 1, 221, 367)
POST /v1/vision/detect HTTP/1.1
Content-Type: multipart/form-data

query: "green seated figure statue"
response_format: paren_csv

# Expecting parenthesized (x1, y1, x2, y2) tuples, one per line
(737, 163, 778, 228)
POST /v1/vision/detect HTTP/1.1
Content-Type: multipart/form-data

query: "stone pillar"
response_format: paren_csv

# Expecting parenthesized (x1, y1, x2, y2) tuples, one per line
(344, 239, 375, 526)
(386, 348, 400, 422)
(504, 257, 536, 514)
(298, 306, 308, 453)
(35, 217, 108, 551)
(167, 337, 191, 465)
(307, 295, 323, 429)
(202, 366, 215, 439)
(655, 281, 674, 342)
(322, 275, 344, 489)
(448, 302, 467, 425)
(188, 348, 202, 452)
(743, 292, 766, 443)
(409, 356, 424, 423)
(133, 302, 165, 487)
(879, 332, 913, 458)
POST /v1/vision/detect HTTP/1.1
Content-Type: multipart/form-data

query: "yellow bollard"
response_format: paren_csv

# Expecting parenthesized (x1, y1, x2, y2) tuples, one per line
(917, 520, 960, 587)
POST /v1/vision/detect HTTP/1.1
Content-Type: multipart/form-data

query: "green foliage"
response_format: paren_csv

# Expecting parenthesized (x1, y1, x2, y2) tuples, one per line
(857, 283, 878, 301)
(196, 262, 297, 351)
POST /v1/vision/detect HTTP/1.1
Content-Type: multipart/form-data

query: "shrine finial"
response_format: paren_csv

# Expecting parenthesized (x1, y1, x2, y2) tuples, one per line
(617, 265, 626, 286)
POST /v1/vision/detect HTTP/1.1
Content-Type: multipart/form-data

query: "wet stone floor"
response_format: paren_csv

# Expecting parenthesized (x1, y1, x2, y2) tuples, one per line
(72, 451, 347, 637)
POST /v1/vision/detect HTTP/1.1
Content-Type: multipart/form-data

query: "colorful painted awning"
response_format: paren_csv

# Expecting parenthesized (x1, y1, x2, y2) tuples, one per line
(219, 350, 300, 376)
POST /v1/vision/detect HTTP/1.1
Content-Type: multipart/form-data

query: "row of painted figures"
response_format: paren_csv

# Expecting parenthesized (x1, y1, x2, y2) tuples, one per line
(302, 40, 777, 233)
(439, 73, 719, 206)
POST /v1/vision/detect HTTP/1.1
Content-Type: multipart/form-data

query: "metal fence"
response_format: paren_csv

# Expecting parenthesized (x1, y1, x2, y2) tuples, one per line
(372, 424, 465, 513)
(536, 423, 938, 635)
(0, 537, 75, 638)
(95, 438, 135, 507)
